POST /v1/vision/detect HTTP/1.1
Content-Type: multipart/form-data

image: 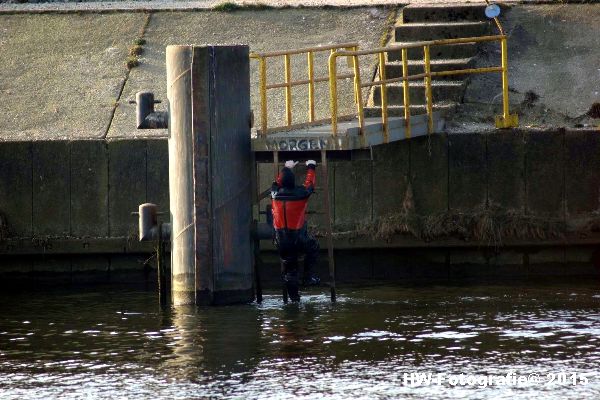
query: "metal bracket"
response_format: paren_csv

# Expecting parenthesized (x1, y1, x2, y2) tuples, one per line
(495, 114, 519, 129)
(129, 91, 169, 129)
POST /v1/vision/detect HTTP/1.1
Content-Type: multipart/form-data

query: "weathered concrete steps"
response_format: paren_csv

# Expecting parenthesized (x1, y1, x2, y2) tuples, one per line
(367, 4, 493, 117)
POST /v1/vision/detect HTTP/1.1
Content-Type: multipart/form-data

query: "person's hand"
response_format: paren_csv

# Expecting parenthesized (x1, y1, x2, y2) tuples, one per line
(306, 160, 317, 167)
(284, 160, 298, 169)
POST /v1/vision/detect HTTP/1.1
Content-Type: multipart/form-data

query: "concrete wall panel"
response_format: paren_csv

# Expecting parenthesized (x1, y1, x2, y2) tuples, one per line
(335, 250, 372, 282)
(372, 140, 410, 218)
(108, 140, 148, 237)
(70, 140, 109, 237)
(448, 133, 487, 211)
(525, 131, 564, 218)
(487, 131, 525, 211)
(334, 160, 372, 226)
(146, 139, 170, 215)
(410, 134, 448, 215)
(0, 142, 32, 237)
(565, 131, 600, 216)
(32, 141, 70, 236)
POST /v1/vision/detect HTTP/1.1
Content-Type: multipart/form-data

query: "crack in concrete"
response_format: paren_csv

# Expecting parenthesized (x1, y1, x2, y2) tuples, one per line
(102, 12, 153, 140)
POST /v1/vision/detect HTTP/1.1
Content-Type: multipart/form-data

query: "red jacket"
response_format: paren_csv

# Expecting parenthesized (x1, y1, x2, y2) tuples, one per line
(271, 166, 316, 230)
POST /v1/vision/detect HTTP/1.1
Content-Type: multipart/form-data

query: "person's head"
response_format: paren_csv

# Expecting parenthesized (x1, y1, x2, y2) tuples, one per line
(281, 167, 295, 189)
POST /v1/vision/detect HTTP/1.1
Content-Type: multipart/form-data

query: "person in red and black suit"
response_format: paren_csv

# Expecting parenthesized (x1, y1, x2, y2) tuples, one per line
(271, 159, 320, 302)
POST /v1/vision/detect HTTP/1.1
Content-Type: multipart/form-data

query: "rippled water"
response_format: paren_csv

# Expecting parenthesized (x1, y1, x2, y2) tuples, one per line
(1, 283, 600, 399)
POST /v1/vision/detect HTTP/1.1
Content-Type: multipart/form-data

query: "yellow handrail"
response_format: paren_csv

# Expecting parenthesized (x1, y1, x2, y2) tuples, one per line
(328, 34, 518, 137)
(250, 42, 359, 136)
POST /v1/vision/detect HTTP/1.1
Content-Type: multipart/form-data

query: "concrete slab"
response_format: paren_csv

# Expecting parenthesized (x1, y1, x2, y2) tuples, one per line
(335, 250, 373, 281)
(70, 140, 109, 237)
(0, 142, 32, 237)
(564, 131, 600, 217)
(486, 131, 525, 211)
(108, 8, 393, 138)
(334, 160, 372, 226)
(371, 140, 410, 218)
(71, 256, 111, 284)
(251, 114, 443, 151)
(524, 131, 564, 218)
(108, 140, 148, 237)
(448, 132, 486, 211)
(410, 133, 448, 215)
(145, 139, 170, 213)
(32, 141, 70, 236)
(464, 5, 600, 120)
(0, 13, 146, 139)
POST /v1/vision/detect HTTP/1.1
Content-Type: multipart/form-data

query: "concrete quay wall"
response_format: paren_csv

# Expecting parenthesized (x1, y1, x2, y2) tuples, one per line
(1, 128, 600, 283)
(0, 139, 168, 284)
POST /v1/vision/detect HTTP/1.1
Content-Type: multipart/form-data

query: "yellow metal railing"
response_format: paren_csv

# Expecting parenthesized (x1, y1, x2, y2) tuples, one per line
(250, 43, 359, 136)
(328, 33, 519, 139)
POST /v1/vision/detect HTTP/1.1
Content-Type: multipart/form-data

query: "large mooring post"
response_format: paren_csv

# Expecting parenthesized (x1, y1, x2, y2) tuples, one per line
(166, 45, 254, 306)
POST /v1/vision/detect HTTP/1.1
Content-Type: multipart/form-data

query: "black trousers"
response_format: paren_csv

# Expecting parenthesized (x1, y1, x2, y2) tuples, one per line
(274, 226, 319, 283)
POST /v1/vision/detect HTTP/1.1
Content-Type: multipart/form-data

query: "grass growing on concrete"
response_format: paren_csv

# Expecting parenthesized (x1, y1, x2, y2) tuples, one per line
(125, 55, 139, 69)
(125, 37, 146, 69)
(317, 205, 566, 246)
(378, 8, 398, 48)
(129, 45, 143, 57)
(212, 2, 273, 12)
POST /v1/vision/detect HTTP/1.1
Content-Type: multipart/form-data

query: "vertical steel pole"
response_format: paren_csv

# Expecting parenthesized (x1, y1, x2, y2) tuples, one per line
(258, 57, 268, 136)
(423, 45, 434, 135)
(401, 48, 411, 138)
(352, 46, 360, 106)
(352, 54, 365, 134)
(501, 37, 510, 122)
(328, 53, 338, 136)
(307, 51, 316, 123)
(284, 54, 292, 127)
(321, 150, 336, 303)
(378, 51, 389, 143)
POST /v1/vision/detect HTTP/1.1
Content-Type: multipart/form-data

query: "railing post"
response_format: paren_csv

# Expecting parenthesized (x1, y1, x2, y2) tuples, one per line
(352, 54, 365, 134)
(501, 37, 510, 122)
(352, 45, 360, 106)
(328, 53, 338, 136)
(258, 57, 268, 136)
(284, 54, 292, 126)
(378, 51, 389, 143)
(423, 45, 434, 135)
(401, 48, 411, 138)
(495, 36, 519, 128)
(307, 51, 315, 122)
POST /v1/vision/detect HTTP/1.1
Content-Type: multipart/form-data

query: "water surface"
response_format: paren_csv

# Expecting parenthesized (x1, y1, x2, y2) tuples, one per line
(1, 283, 599, 399)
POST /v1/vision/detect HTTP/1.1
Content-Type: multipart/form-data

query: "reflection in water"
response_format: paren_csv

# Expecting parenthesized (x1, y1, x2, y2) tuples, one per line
(0, 283, 599, 399)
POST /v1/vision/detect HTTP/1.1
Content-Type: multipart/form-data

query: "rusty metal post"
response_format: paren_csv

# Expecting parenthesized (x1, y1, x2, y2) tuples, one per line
(320, 150, 336, 303)
(166, 45, 254, 306)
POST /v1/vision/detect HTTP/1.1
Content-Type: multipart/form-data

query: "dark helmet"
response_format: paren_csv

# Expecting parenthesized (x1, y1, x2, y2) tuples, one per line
(281, 167, 295, 189)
